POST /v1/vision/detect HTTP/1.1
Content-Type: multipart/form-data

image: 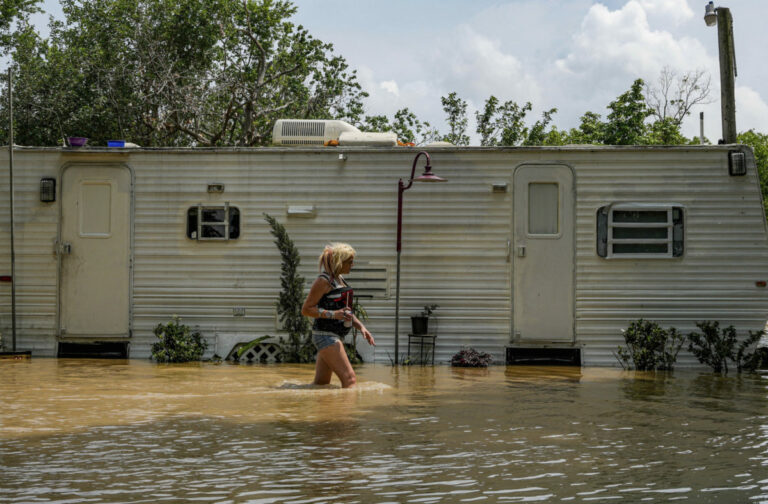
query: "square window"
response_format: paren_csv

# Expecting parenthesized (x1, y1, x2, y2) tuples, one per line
(187, 205, 240, 241)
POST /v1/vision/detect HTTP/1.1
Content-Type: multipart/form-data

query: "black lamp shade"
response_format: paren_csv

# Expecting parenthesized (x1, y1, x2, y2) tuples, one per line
(40, 177, 56, 202)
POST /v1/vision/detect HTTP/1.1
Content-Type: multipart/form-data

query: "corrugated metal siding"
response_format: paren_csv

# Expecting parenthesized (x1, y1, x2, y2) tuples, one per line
(126, 150, 513, 362)
(573, 149, 768, 366)
(1, 147, 767, 367)
(0, 151, 60, 355)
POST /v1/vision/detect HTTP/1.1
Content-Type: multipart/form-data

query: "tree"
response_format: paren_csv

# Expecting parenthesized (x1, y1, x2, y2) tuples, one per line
(645, 66, 712, 126)
(1, 0, 367, 147)
(0, 0, 38, 52)
(359, 107, 440, 145)
(263, 213, 314, 363)
(441, 91, 469, 146)
(603, 78, 651, 145)
(475, 95, 500, 146)
(738, 130, 768, 218)
(475, 95, 557, 147)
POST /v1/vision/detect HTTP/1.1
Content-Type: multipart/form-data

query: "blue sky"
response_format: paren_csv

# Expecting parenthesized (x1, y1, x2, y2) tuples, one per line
(31, 0, 768, 143)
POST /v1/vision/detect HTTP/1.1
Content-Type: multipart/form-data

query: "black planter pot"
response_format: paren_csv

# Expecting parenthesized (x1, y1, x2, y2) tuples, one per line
(411, 316, 429, 335)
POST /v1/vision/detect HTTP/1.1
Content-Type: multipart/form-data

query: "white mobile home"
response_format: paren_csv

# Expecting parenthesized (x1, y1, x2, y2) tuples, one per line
(1, 143, 767, 365)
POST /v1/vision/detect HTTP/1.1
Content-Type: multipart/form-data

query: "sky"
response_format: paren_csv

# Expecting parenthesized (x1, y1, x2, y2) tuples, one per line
(31, 0, 768, 143)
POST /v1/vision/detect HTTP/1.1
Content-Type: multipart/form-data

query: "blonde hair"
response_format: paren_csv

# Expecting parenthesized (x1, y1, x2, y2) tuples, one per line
(318, 242, 356, 279)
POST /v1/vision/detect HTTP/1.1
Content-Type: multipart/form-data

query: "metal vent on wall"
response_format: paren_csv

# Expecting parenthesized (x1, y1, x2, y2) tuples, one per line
(340, 265, 390, 299)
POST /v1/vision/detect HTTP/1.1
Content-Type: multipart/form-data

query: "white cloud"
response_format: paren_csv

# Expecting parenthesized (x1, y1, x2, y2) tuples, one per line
(736, 86, 768, 134)
(380, 80, 400, 97)
(637, 0, 694, 25)
(430, 25, 540, 104)
(557, 1, 710, 79)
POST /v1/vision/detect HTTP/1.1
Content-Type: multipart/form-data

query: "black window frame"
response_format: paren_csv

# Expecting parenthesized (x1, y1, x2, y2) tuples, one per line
(597, 204, 684, 258)
(186, 204, 240, 241)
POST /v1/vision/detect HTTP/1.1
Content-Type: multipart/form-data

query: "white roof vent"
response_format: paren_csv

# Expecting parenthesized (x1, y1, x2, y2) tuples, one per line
(272, 119, 397, 147)
(272, 119, 359, 146)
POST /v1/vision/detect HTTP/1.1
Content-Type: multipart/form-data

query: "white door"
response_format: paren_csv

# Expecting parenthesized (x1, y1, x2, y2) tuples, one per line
(60, 165, 131, 338)
(513, 164, 574, 343)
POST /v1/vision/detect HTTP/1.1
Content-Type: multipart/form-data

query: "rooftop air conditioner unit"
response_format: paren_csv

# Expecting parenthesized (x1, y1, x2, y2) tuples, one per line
(272, 119, 359, 146)
(272, 119, 397, 147)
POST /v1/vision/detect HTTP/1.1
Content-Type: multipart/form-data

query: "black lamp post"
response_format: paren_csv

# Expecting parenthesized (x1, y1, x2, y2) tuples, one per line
(394, 151, 446, 364)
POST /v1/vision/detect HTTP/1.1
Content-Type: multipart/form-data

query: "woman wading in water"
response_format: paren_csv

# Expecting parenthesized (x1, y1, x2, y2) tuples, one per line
(302, 243, 375, 388)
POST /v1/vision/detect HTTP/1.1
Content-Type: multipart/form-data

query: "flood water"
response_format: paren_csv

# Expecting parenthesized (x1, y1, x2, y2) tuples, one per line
(1, 360, 767, 503)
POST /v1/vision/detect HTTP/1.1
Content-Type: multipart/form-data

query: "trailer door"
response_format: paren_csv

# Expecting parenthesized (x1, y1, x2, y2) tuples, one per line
(59, 165, 132, 339)
(513, 164, 574, 343)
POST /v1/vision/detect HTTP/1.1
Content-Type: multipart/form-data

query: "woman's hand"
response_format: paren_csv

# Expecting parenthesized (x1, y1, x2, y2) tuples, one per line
(360, 326, 375, 346)
(334, 309, 353, 321)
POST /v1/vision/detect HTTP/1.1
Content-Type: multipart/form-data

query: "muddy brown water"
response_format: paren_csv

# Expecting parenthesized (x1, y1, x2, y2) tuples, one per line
(0, 359, 766, 503)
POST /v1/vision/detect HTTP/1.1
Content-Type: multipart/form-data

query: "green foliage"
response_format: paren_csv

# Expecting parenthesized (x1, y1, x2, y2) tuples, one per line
(1, 0, 366, 146)
(420, 304, 438, 317)
(646, 117, 689, 145)
(151, 315, 208, 363)
(346, 299, 369, 365)
(687, 321, 766, 374)
(738, 130, 768, 218)
(441, 91, 470, 146)
(359, 107, 439, 145)
(603, 79, 651, 145)
(474, 95, 557, 147)
(236, 335, 272, 359)
(263, 213, 315, 363)
(451, 347, 493, 367)
(0, 0, 38, 52)
(616, 319, 684, 371)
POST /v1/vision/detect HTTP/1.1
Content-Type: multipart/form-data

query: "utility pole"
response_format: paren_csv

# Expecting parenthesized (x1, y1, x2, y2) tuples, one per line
(706, 3, 737, 144)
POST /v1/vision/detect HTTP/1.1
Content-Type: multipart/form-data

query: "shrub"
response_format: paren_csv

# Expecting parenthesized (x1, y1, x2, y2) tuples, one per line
(688, 321, 766, 374)
(616, 319, 683, 370)
(451, 347, 493, 367)
(151, 315, 207, 363)
(263, 213, 315, 363)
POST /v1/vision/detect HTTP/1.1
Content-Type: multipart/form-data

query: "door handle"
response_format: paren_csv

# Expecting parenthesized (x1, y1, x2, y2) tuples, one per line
(506, 239, 511, 263)
(56, 241, 72, 255)
(517, 245, 526, 257)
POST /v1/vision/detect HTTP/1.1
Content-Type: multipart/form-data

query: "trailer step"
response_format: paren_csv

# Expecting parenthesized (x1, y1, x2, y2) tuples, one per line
(506, 346, 581, 366)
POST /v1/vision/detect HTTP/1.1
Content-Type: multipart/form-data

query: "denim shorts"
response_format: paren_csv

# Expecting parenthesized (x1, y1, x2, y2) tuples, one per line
(312, 331, 343, 351)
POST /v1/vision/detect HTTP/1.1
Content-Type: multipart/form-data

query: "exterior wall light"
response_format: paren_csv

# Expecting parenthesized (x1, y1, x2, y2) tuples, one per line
(40, 177, 56, 202)
(728, 151, 746, 176)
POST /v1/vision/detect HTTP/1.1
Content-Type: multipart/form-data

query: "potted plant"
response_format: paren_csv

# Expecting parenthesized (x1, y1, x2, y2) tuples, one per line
(411, 304, 438, 335)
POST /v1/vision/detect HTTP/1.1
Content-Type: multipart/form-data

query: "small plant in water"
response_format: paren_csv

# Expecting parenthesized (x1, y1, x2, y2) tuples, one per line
(687, 321, 766, 374)
(616, 319, 684, 371)
(151, 315, 207, 363)
(451, 347, 492, 367)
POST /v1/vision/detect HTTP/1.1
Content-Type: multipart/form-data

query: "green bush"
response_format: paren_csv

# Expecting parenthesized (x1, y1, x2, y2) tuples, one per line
(616, 319, 684, 370)
(687, 321, 766, 374)
(151, 315, 207, 363)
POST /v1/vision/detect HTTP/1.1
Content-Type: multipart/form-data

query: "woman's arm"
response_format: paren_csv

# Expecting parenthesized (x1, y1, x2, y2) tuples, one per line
(301, 277, 348, 321)
(351, 314, 375, 346)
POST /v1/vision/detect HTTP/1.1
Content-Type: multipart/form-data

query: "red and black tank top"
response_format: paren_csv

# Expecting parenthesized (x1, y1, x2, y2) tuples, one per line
(312, 272, 354, 336)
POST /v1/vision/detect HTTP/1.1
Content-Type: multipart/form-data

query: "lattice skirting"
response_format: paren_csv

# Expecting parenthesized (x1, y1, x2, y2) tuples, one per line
(227, 342, 283, 363)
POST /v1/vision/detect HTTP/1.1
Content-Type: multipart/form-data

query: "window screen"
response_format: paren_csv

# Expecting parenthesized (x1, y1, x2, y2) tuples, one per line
(528, 182, 559, 235)
(187, 205, 240, 240)
(597, 205, 683, 258)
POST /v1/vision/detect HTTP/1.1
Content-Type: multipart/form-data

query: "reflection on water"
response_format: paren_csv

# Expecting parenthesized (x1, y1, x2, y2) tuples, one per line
(1, 359, 766, 503)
